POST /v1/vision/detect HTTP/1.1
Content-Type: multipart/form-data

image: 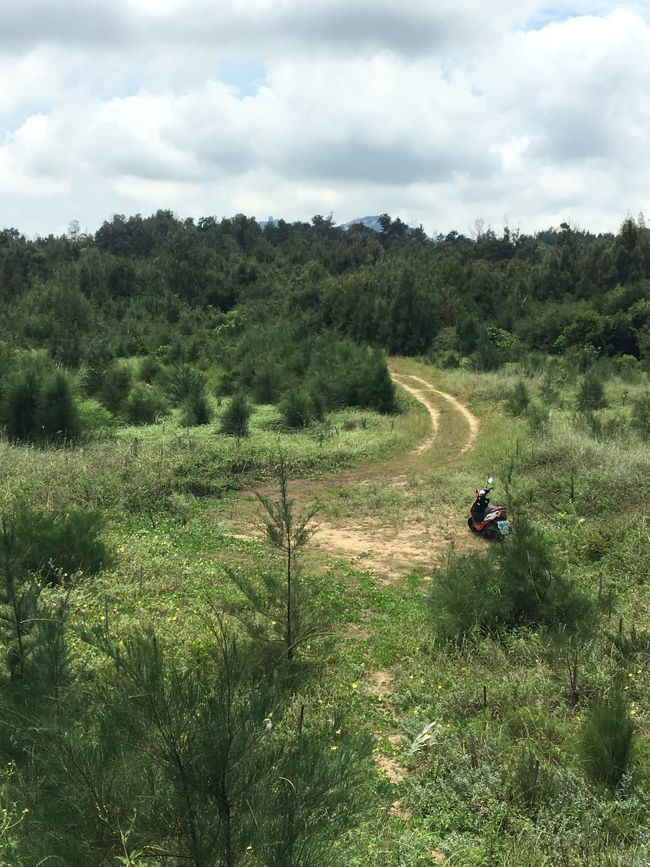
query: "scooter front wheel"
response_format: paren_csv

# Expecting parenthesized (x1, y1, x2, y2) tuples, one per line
(467, 518, 475, 531)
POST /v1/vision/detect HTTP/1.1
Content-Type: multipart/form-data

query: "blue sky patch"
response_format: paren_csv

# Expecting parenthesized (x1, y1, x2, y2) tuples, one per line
(214, 60, 267, 98)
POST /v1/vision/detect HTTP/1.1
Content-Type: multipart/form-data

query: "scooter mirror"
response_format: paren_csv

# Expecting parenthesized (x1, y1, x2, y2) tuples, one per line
(487, 476, 493, 485)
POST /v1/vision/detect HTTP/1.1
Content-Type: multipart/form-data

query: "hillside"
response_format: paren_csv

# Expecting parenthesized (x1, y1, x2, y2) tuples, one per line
(0, 211, 650, 864)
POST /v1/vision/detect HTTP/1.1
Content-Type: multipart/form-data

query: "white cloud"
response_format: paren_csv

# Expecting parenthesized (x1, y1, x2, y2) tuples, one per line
(1, 2, 650, 236)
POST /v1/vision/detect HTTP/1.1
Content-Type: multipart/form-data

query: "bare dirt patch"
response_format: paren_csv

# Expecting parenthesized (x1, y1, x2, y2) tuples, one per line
(366, 669, 395, 698)
(390, 799, 413, 820)
(340, 622, 371, 641)
(375, 755, 407, 784)
(311, 513, 472, 577)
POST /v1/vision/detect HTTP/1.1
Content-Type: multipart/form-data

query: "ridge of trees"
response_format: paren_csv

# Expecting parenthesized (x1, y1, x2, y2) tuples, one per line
(1, 211, 649, 440)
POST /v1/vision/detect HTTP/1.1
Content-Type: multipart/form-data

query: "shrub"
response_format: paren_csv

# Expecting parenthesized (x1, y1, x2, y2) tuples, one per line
(13, 506, 110, 583)
(497, 517, 594, 632)
(77, 399, 117, 438)
(138, 354, 163, 384)
(506, 380, 530, 416)
(428, 551, 507, 641)
(614, 354, 642, 383)
(181, 390, 212, 426)
(220, 392, 251, 437)
(166, 363, 207, 405)
(2, 367, 41, 441)
(429, 518, 594, 640)
(577, 371, 607, 411)
(280, 388, 314, 429)
(81, 341, 114, 396)
(2, 365, 81, 444)
(510, 750, 555, 815)
(527, 401, 550, 436)
(252, 363, 283, 404)
(35, 369, 81, 443)
(99, 362, 132, 414)
(539, 365, 562, 406)
(631, 392, 650, 440)
(123, 382, 166, 425)
(580, 690, 634, 789)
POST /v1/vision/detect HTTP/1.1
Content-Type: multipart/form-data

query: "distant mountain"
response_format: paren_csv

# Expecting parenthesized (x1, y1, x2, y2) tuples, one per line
(339, 215, 383, 232)
(257, 215, 385, 232)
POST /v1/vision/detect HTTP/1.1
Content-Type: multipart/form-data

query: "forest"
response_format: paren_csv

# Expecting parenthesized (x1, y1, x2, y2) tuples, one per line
(1, 209, 650, 865)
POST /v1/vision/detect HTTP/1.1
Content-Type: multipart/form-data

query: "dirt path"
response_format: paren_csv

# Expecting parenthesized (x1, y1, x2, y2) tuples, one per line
(396, 373, 479, 457)
(220, 367, 480, 577)
(389, 374, 440, 455)
(306, 370, 480, 577)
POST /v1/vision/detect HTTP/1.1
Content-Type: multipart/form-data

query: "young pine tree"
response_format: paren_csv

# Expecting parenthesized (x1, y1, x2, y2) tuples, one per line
(577, 370, 607, 411)
(227, 456, 323, 661)
(220, 392, 251, 437)
(35, 369, 81, 443)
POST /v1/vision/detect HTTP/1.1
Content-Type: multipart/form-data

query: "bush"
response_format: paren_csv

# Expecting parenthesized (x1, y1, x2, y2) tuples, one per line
(510, 750, 555, 815)
(429, 518, 594, 640)
(577, 371, 607, 411)
(614, 354, 642, 383)
(35, 369, 81, 443)
(166, 364, 207, 405)
(13, 506, 111, 583)
(527, 401, 550, 435)
(220, 393, 251, 437)
(77, 399, 118, 438)
(506, 380, 530, 416)
(99, 362, 132, 414)
(123, 382, 167, 425)
(631, 392, 650, 440)
(252, 364, 283, 404)
(2, 367, 41, 441)
(280, 389, 314, 429)
(138, 354, 163, 384)
(428, 551, 507, 641)
(2, 365, 81, 444)
(580, 690, 634, 789)
(181, 390, 212, 426)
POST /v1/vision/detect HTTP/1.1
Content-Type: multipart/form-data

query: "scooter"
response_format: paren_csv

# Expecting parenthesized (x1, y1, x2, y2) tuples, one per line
(467, 477, 511, 539)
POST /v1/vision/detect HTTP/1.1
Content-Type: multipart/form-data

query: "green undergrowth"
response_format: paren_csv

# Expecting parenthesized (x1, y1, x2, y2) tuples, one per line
(2, 359, 650, 864)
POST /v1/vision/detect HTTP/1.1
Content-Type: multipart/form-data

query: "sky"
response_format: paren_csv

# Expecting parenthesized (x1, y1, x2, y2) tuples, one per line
(1, 0, 650, 238)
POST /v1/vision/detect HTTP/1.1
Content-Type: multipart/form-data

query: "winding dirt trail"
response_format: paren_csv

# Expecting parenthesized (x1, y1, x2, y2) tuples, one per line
(396, 373, 479, 457)
(307, 369, 481, 577)
(221, 366, 480, 577)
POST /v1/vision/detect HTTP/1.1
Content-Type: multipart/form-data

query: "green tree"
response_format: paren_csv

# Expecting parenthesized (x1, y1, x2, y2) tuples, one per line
(228, 457, 322, 662)
(429, 518, 594, 640)
(220, 392, 251, 437)
(506, 380, 530, 416)
(0, 515, 41, 681)
(100, 362, 132, 414)
(35, 368, 80, 442)
(12, 506, 110, 584)
(2, 367, 41, 442)
(280, 389, 314, 429)
(576, 371, 607, 411)
(123, 382, 166, 425)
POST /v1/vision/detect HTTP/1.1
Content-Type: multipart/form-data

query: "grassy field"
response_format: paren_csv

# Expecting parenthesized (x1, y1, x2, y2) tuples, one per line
(2, 358, 650, 864)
